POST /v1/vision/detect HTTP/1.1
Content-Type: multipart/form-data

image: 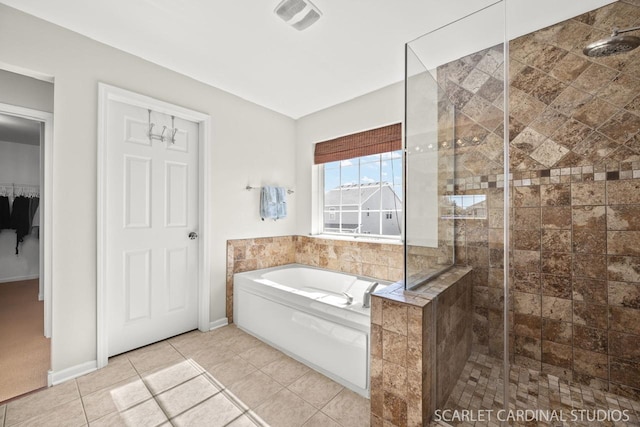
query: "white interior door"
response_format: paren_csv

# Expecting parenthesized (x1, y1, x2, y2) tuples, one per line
(106, 100, 199, 357)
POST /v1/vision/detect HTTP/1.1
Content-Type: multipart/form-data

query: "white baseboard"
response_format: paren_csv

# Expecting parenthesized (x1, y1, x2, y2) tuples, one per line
(0, 274, 39, 284)
(48, 360, 97, 386)
(209, 318, 229, 331)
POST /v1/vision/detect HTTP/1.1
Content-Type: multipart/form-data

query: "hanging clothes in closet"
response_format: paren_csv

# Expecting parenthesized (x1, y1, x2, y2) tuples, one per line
(10, 195, 31, 255)
(0, 195, 9, 230)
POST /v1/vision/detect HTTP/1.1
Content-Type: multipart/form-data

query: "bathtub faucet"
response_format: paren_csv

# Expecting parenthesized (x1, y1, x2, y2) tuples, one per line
(362, 282, 380, 308)
(342, 292, 354, 305)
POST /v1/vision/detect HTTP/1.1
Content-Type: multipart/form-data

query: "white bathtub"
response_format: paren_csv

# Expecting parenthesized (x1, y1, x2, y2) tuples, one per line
(233, 264, 388, 396)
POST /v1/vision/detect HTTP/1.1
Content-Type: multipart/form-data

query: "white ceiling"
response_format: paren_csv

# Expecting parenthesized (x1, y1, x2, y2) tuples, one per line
(0, 0, 616, 119)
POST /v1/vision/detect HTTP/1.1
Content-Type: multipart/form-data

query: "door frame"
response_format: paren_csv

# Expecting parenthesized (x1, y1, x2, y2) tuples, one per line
(96, 83, 212, 368)
(0, 102, 53, 340)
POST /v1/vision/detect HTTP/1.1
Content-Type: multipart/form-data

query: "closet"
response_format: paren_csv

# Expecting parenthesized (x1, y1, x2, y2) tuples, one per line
(0, 140, 41, 283)
(0, 115, 49, 403)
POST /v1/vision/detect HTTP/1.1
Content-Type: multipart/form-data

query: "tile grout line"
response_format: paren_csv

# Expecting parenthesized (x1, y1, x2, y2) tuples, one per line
(118, 349, 182, 427)
(77, 378, 90, 427)
(161, 339, 270, 426)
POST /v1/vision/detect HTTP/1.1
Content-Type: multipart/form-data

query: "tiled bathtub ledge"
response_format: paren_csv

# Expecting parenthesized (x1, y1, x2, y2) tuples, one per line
(370, 266, 473, 426)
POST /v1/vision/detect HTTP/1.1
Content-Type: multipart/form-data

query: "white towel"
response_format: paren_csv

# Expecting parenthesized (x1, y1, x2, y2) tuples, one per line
(275, 187, 287, 219)
(260, 186, 287, 221)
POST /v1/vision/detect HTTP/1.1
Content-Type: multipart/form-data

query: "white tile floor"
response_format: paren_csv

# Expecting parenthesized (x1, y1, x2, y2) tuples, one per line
(0, 325, 370, 427)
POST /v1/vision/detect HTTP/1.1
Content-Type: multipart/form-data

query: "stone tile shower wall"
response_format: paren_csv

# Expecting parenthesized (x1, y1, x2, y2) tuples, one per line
(226, 235, 403, 322)
(439, 0, 640, 399)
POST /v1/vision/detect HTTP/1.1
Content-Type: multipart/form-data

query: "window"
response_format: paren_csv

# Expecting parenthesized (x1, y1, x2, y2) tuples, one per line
(443, 194, 487, 219)
(322, 151, 403, 237)
(314, 123, 403, 238)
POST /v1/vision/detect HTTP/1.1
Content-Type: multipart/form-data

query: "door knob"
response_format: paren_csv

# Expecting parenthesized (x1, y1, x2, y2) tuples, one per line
(188, 232, 198, 240)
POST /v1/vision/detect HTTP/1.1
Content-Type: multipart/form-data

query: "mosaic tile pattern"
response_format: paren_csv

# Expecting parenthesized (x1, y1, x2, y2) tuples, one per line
(450, 163, 640, 192)
(430, 351, 640, 427)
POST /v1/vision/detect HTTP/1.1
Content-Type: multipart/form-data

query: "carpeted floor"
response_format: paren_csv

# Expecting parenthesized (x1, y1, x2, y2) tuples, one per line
(0, 279, 50, 403)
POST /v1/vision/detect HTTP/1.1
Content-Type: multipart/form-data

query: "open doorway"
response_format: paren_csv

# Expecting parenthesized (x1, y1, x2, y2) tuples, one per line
(0, 69, 53, 403)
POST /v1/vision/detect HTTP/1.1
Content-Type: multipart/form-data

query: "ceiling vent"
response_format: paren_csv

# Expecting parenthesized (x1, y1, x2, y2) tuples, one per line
(274, 0, 322, 31)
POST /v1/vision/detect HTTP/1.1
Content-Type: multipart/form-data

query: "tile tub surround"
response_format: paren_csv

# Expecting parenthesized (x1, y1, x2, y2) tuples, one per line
(0, 325, 370, 427)
(370, 266, 472, 426)
(436, 0, 640, 399)
(226, 235, 403, 322)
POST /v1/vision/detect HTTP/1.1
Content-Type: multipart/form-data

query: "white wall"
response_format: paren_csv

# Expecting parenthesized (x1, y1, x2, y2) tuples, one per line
(295, 81, 404, 235)
(0, 69, 54, 113)
(0, 4, 297, 374)
(0, 140, 40, 282)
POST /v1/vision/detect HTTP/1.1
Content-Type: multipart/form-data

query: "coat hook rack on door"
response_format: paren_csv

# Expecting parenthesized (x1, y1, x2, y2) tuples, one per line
(148, 109, 178, 144)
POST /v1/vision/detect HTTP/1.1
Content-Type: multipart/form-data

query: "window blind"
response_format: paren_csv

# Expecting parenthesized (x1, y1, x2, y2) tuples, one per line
(313, 123, 402, 164)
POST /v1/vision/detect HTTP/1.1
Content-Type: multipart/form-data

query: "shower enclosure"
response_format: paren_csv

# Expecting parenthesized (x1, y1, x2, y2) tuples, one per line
(406, 0, 640, 424)
(404, 1, 510, 421)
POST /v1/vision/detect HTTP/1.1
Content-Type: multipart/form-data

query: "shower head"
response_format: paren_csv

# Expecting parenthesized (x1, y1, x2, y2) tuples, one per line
(583, 26, 640, 57)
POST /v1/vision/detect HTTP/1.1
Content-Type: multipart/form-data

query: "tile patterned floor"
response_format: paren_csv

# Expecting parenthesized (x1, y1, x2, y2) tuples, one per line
(431, 351, 640, 427)
(0, 325, 370, 427)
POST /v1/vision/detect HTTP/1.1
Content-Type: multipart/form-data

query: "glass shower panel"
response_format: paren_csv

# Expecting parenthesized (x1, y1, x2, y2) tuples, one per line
(404, 43, 455, 290)
(404, 1, 509, 423)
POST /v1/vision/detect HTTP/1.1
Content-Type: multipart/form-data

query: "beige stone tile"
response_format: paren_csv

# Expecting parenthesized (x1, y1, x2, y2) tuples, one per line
(512, 291, 541, 316)
(255, 389, 316, 427)
(11, 398, 85, 427)
(608, 281, 640, 310)
(172, 392, 244, 427)
(607, 180, 640, 205)
(607, 205, 640, 231)
(244, 410, 270, 427)
(322, 389, 371, 427)
(608, 231, 640, 257)
(109, 379, 153, 413)
(76, 356, 137, 396)
(288, 370, 344, 409)
(89, 410, 127, 426)
(370, 296, 383, 326)
(155, 374, 220, 418)
(381, 300, 408, 336)
(382, 361, 407, 399)
(167, 330, 212, 356)
(608, 255, 640, 283)
(6, 380, 80, 425)
(119, 398, 167, 427)
(227, 414, 263, 427)
(207, 355, 257, 387)
(1, 405, 5, 427)
(224, 331, 264, 354)
(260, 355, 310, 386)
(190, 342, 237, 371)
(370, 358, 383, 419)
(142, 359, 204, 395)
(208, 325, 249, 342)
(382, 329, 407, 367)
(227, 370, 284, 408)
(302, 411, 341, 427)
(238, 343, 284, 368)
(126, 341, 185, 374)
(81, 376, 150, 422)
